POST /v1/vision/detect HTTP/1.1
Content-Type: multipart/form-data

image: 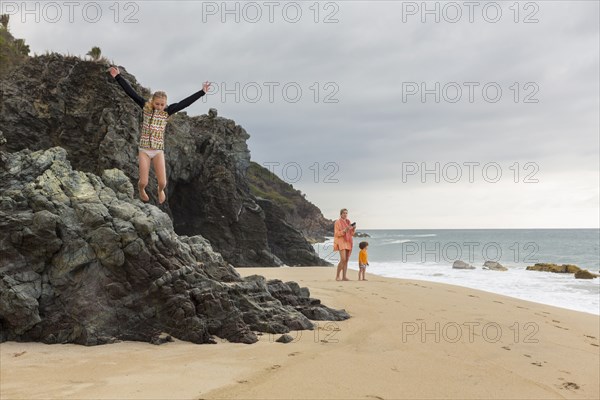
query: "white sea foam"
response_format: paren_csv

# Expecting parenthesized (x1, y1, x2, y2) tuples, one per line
(313, 229, 600, 315)
(354, 261, 600, 315)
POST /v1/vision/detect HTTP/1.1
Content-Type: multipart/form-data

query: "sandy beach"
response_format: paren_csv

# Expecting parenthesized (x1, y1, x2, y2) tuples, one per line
(1, 266, 599, 400)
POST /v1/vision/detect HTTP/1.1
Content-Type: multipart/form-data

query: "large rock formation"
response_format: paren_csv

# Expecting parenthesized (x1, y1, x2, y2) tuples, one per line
(256, 198, 329, 266)
(0, 147, 349, 345)
(0, 53, 329, 266)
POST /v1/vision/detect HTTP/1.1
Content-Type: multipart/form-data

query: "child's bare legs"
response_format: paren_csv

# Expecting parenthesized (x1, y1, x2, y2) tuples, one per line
(342, 250, 351, 280)
(138, 151, 151, 202)
(336, 250, 347, 280)
(153, 151, 167, 204)
(359, 267, 367, 280)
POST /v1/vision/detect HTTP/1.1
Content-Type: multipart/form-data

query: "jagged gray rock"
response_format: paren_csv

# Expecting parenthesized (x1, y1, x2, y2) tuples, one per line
(0, 147, 349, 345)
(276, 334, 294, 343)
(256, 198, 330, 266)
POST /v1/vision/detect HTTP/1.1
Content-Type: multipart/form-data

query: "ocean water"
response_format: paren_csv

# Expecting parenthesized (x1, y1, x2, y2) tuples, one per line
(312, 229, 600, 315)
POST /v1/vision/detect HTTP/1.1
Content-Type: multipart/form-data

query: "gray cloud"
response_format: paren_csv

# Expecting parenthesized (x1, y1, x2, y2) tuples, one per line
(7, 0, 598, 227)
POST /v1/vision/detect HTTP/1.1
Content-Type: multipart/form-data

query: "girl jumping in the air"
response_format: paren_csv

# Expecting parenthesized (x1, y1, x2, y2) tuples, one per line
(108, 66, 211, 204)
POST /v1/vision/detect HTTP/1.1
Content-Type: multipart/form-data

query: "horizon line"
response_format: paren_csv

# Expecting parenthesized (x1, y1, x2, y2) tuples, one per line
(354, 227, 600, 230)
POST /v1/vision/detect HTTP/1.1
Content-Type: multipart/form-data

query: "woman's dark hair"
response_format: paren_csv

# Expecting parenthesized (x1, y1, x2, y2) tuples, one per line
(359, 241, 368, 249)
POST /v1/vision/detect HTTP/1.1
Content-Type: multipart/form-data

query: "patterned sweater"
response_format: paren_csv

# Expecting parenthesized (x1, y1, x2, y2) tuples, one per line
(114, 73, 206, 150)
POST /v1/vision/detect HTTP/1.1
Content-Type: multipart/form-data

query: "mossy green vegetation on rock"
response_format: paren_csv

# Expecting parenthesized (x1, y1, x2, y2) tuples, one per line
(0, 27, 30, 77)
(247, 162, 334, 243)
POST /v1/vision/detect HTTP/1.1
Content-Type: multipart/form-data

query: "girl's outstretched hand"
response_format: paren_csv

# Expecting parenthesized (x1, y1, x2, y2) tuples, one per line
(203, 81, 212, 92)
(108, 66, 120, 78)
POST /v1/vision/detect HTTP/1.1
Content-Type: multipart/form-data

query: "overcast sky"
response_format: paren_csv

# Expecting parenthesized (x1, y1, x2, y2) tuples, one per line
(6, 0, 599, 228)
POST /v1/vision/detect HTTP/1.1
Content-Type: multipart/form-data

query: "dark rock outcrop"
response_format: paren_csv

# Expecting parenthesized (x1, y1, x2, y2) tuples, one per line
(526, 263, 581, 273)
(256, 199, 329, 266)
(574, 270, 598, 279)
(0, 147, 349, 345)
(246, 162, 334, 243)
(0, 53, 328, 267)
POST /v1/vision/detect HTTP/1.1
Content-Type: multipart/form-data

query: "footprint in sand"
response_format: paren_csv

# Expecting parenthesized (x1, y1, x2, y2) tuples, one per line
(236, 380, 248, 384)
(583, 335, 599, 347)
(516, 306, 529, 310)
(523, 354, 532, 358)
(493, 301, 504, 304)
(552, 319, 560, 323)
(268, 365, 281, 370)
(531, 362, 543, 367)
(554, 325, 569, 330)
(13, 351, 26, 357)
(501, 346, 511, 351)
(468, 294, 479, 298)
(366, 395, 385, 400)
(288, 352, 300, 357)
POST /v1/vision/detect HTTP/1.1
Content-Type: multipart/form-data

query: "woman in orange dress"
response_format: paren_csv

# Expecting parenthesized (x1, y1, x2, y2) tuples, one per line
(334, 208, 356, 281)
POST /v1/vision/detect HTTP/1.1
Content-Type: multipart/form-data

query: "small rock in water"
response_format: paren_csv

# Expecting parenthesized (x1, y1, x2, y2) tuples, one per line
(452, 260, 475, 269)
(574, 269, 598, 279)
(482, 261, 508, 271)
(526, 263, 581, 273)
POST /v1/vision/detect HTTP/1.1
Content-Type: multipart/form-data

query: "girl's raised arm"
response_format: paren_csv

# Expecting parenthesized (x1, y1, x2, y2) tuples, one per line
(109, 66, 146, 109)
(165, 81, 211, 115)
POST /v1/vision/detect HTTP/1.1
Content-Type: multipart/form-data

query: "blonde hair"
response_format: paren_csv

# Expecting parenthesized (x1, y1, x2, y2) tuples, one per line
(143, 91, 168, 114)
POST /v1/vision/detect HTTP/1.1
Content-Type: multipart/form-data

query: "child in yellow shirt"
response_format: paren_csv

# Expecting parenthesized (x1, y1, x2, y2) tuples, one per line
(358, 241, 369, 281)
